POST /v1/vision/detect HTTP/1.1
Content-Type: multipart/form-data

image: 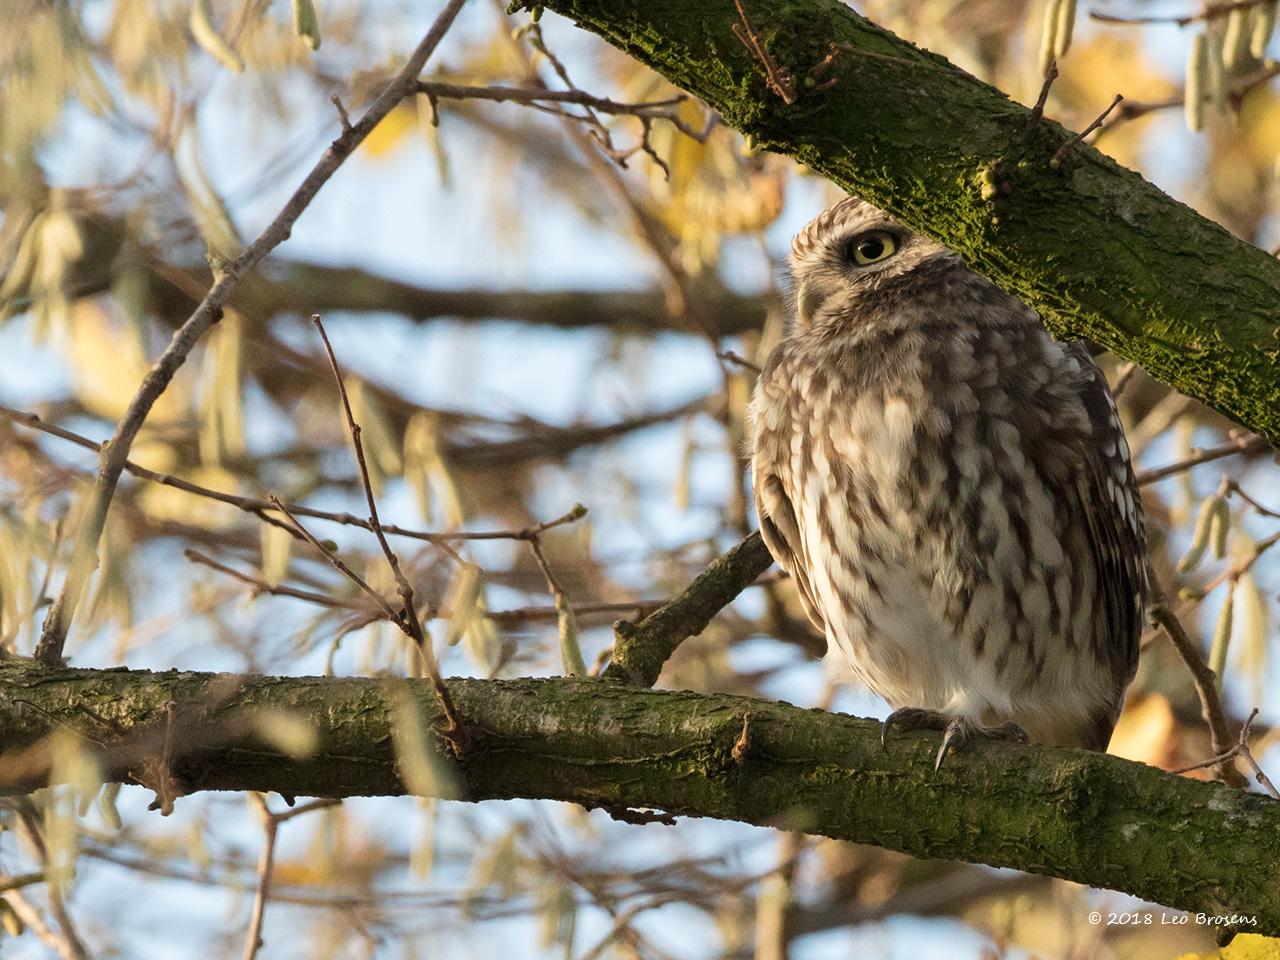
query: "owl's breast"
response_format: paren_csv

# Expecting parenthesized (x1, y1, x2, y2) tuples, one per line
(759, 323, 1119, 742)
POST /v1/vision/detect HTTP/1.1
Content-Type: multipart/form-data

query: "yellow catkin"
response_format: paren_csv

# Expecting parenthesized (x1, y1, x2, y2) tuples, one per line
(1210, 496, 1232, 558)
(1208, 582, 1236, 689)
(1207, 36, 1228, 113)
(1177, 492, 1221, 572)
(557, 594, 586, 677)
(1054, 0, 1077, 57)
(1039, 0, 1062, 75)
(1223, 7, 1250, 69)
(189, 0, 244, 73)
(1186, 33, 1207, 132)
(1252, 1, 1278, 59)
(1, 902, 23, 937)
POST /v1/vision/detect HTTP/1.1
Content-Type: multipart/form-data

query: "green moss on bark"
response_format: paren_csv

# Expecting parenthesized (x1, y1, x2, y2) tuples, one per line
(3, 662, 1279, 934)
(535, 0, 1280, 444)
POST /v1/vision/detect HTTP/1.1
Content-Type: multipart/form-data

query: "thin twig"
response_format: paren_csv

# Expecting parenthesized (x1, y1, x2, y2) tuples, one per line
(527, 537, 568, 605)
(269, 496, 402, 625)
(732, 0, 797, 104)
(10, 804, 90, 960)
(34, 0, 471, 664)
(1186, 529, 1280, 602)
(311, 315, 422, 633)
(499, 17, 709, 332)
(3, 889, 84, 960)
(415, 81, 697, 125)
(1091, 0, 1270, 27)
(1148, 585, 1248, 787)
(0, 404, 587, 545)
(274, 796, 342, 823)
(1029, 56, 1058, 122)
(1225, 477, 1280, 518)
(1100, 61, 1280, 138)
(1111, 361, 1139, 398)
(1137, 434, 1269, 485)
(1049, 94, 1124, 168)
(242, 795, 277, 960)
(0, 872, 47, 894)
(1237, 710, 1280, 799)
(1169, 708, 1280, 799)
(185, 538, 651, 625)
(716, 350, 762, 374)
(307, 315, 469, 753)
(574, 893, 688, 960)
(329, 95, 352, 134)
(183, 549, 367, 611)
(242, 796, 338, 959)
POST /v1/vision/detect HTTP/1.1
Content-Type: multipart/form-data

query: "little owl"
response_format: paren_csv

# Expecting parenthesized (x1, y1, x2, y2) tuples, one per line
(748, 197, 1146, 767)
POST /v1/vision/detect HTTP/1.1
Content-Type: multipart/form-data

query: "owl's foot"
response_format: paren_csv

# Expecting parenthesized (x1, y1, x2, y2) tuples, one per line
(880, 707, 949, 749)
(882, 709, 1029, 771)
(933, 718, 1030, 771)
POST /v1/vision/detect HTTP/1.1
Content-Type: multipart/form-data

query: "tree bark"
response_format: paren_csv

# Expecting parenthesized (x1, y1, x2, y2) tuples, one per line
(529, 0, 1280, 446)
(1, 661, 1276, 936)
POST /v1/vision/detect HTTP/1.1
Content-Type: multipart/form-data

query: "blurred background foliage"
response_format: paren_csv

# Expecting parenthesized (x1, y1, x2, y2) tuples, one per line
(0, 0, 1278, 957)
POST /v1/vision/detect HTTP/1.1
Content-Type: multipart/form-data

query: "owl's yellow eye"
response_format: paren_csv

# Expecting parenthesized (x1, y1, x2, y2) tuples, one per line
(848, 230, 898, 266)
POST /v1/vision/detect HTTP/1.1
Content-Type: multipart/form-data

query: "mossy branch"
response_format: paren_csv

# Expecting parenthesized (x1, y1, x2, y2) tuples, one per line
(1, 661, 1277, 936)
(531, 0, 1280, 445)
(603, 531, 774, 685)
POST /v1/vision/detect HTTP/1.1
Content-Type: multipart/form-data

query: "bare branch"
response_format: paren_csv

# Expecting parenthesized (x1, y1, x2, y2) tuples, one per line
(0, 404, 593, 545)
(33, 0, 471, 664)
(242, 795, 341, 960)
(1148, 586, 1248, 788)
(603, 532, 774, 686)
(1049, 94, 1124, 168)
(1137, 434, 1271, 485)
(1091, 0, 1271, 27)
(307, 315, 470, 752)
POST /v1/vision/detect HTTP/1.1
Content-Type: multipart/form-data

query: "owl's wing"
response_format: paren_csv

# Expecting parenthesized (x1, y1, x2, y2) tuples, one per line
(754, 472, 827, 635)
(1068, 349, 1148, 747)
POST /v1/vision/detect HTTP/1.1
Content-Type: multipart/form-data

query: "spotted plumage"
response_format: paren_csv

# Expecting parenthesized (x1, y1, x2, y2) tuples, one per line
(748, 197, 1146, 753)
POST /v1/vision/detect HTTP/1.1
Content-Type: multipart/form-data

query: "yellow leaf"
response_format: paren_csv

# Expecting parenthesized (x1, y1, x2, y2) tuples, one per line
(270, 860, 327, 890)
(260, 521, 293, 584)
(1108, 692, 1176, 767)
(362, 101, 419, 158)
(66, 301, 189, 422)
(138, 465, 240, 528)
(189, 0, 243, 73)
(1177, 934, 1280, 960)
(251, 709, 319, 759)
(291, 0, 321, 50)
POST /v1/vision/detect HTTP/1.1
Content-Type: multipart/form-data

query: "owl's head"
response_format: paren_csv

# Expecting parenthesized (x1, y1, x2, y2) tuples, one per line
(788, 197, 960, 330)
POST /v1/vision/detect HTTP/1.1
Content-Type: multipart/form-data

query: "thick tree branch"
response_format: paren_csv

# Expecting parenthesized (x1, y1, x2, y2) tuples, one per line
(1, 662, 1277, 936)
(245, 263, 768, 334)
(528, 0, 1280, 446)
(5, 213, 770, 335)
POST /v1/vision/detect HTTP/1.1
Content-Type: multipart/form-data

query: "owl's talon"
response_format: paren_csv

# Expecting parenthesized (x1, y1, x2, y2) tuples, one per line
(881, 707, 949, 750)
(934, 717, 1031, 771)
